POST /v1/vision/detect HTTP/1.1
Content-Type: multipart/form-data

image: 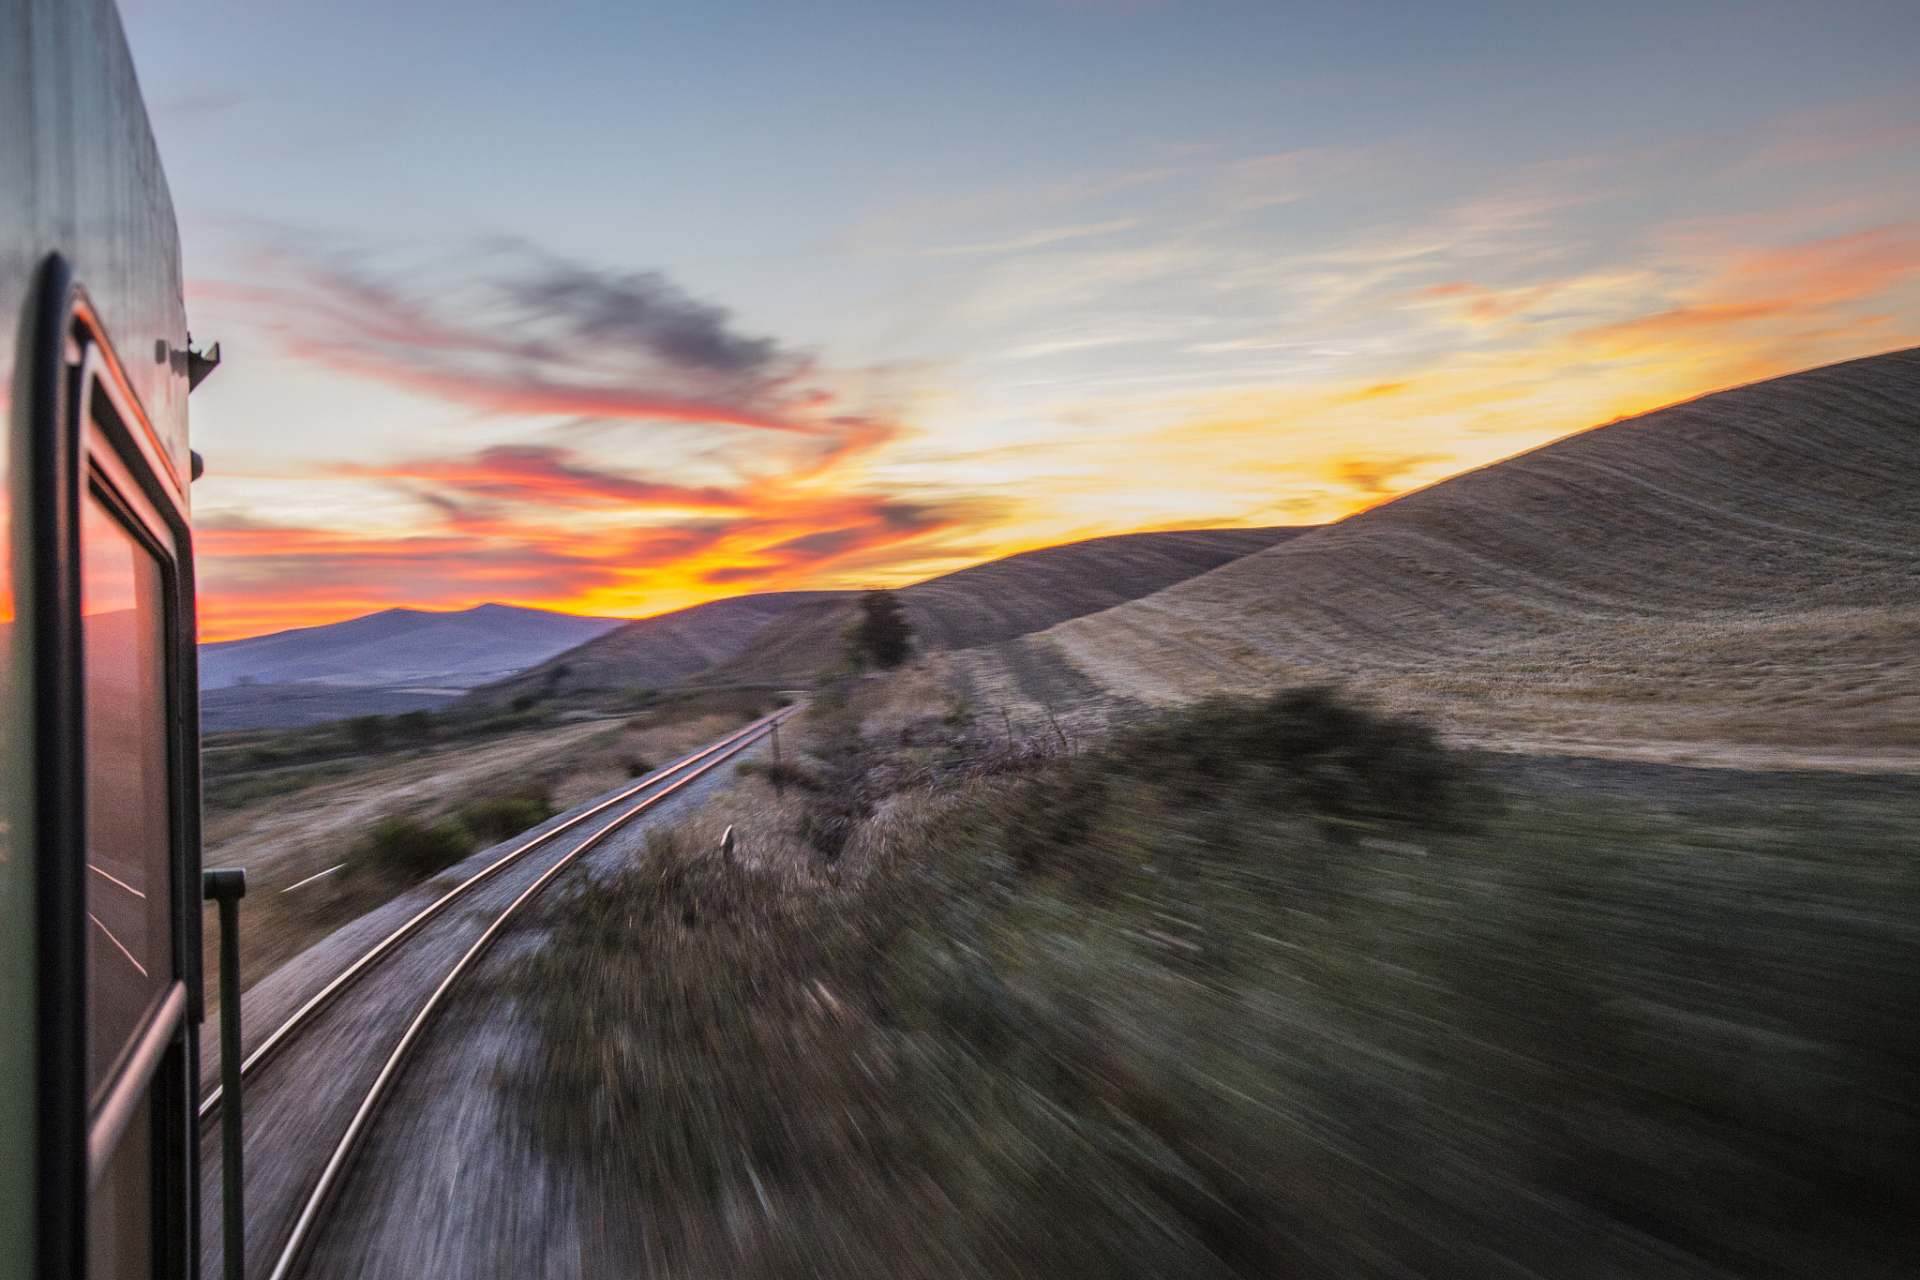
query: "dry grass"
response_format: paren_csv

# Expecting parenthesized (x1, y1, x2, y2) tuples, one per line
(504, 679, 1920, 1279)
(950, 348, 1920, 768)
(684, 528, 1308, 689)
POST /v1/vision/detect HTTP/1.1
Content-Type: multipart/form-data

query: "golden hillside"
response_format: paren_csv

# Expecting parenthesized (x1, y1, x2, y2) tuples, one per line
(457, 591, 847, 709)
(682, 526, 1308, 687)
(950, 348, 1920, 768)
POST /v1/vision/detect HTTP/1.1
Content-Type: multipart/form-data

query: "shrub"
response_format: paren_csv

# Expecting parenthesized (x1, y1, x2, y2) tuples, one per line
(996, 686, 1489, 899)
(459, 787, 556, 845)
(392, 709, 433, 740)
(346, 714, 389, 750)
(624, 756, 655, 779)
(350, 816, 475, 883)
(792, 695, 873, 858)
(735, 759, 824, 792)
(1106, 685, 1486, 829)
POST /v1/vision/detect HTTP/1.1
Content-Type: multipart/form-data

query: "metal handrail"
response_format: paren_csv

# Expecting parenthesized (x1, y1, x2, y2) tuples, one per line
(203, 868, 246, 1280)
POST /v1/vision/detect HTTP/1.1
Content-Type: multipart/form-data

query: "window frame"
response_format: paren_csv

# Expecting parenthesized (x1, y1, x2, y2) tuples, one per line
(26, 255, 202, 1280)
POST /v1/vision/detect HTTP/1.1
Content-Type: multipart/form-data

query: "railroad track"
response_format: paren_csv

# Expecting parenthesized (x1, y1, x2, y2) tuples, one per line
(199, 705, 799, 1280)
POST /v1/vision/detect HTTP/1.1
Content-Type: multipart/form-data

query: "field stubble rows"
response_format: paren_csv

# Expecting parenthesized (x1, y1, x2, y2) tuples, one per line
(951, 350, 1920, 769)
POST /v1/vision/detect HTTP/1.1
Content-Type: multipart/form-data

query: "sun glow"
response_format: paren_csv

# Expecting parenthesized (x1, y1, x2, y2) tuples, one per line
(184, 92, 1920, 643)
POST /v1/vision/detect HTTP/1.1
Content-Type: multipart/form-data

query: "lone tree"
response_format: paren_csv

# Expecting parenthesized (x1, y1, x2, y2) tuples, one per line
(853, 589, 912, 669)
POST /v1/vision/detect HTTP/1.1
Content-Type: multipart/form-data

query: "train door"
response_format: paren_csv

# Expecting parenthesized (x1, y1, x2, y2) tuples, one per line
(26, 260, 201, 1280)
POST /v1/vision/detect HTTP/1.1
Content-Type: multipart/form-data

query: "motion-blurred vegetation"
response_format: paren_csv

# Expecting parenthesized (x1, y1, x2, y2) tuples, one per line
(334, 785, 556, 908)
(348, 816, 475, 885)
(511, 684, 1920, 1278)
(200, 687, 791, 813)
(458, 785, 557, 846)
(199, 686, 798, 1017)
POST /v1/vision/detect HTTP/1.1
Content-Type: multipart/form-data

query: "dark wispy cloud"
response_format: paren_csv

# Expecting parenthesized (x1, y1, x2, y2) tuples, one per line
(200, 239, 851, 434)
(499, 264, 785, 377)
(337, 444, 746, 513)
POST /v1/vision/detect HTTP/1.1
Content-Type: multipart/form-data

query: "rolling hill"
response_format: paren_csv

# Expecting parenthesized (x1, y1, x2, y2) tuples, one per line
(460, 527, 1308, 705)
(682, 527, 1310, 687)
(199, 602, 631, 690)
(948, 348, 1920, 767)
(454, 591, 851, 709)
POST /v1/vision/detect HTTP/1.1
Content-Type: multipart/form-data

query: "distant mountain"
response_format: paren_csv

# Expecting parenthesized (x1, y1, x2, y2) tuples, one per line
(454, 592, 851, 709)
(198, 603, 631, 691)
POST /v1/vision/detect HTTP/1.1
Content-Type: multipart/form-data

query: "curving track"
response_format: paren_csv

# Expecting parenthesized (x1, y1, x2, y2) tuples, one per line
(199, 706, 799, 1280)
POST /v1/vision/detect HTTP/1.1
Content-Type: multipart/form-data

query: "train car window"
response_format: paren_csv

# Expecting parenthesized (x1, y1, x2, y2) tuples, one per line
(86, 1089, 152, 1280)
(78, 489, 171, 1108)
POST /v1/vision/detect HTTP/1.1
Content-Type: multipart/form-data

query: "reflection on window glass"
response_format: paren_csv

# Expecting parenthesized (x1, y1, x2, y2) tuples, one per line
(86, 1086, 152, 1280)
(81, 491, 170, 1108)
(1, 479, 10, 874)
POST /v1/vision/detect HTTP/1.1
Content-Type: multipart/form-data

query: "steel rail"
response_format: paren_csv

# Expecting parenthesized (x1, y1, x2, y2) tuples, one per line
(198, 705, 793, 1121)
(265, 706, 795, 1280)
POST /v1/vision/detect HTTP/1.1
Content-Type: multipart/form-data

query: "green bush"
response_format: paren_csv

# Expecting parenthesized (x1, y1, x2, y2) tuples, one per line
(459, 788, 556, 845)
(997, 686, 1487, 895)
(351, 816, 475, 882)
(392, 709, 433, 740)
(346, 714, 389, 750)
(1105, 685, 1485, 827)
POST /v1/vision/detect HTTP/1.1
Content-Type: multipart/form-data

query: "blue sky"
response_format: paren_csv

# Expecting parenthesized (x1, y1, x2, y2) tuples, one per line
(115, 0, 1920, 636)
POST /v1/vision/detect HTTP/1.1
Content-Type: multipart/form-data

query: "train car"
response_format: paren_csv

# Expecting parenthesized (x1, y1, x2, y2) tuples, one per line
(1, 0, 209, 1276)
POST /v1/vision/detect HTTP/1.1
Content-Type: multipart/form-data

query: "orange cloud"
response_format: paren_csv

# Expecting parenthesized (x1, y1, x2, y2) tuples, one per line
(1420, 280, 1557, 324)
(1334, 454, 1446, 496)
(193, 440, 1005, 640)
(1075, 217, 1920, 533)
(1577, 221, 1920, 376)
(188, 243, 990, 639)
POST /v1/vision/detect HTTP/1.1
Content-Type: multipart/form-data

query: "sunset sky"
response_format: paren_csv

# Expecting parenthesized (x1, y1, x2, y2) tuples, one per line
(116, 0, 1920, 641)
